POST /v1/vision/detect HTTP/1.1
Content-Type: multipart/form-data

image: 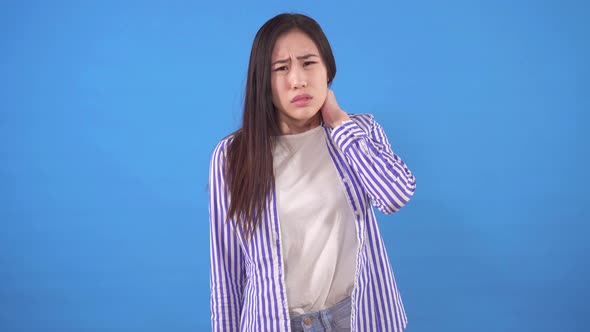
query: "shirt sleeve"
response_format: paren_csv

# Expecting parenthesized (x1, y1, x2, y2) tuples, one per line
(209, 139, 245, 332)
(330, 114, 417, 214)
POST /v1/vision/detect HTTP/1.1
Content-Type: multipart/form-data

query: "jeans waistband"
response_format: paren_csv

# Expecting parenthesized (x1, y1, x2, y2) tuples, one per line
(289, 296, 352, 323)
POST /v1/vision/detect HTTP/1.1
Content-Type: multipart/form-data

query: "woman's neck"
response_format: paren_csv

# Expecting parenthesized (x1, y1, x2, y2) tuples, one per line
(279, 112, 321, 135)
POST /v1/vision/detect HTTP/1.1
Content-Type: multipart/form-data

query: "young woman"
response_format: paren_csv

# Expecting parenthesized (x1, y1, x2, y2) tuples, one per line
(209, 13, 416, 332)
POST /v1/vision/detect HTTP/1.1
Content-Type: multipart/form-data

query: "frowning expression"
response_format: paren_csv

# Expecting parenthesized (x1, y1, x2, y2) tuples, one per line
(271, 29, 329, 134)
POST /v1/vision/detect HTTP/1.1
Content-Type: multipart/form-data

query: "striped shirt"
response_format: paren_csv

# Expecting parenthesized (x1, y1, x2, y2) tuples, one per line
(209, 114, 417, 332)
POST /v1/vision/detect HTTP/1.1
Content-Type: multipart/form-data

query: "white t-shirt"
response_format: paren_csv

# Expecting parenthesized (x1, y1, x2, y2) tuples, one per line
(273, 125, 358, 315)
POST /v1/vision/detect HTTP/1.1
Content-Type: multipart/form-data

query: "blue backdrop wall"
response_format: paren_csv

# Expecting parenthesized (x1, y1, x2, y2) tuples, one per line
(1, 1, 588, 331)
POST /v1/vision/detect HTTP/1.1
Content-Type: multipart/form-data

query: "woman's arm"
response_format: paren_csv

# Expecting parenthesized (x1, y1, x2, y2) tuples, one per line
(209, 139, 245, 332)
(322, 91, 416, 214)
(331, 115, 416, 214)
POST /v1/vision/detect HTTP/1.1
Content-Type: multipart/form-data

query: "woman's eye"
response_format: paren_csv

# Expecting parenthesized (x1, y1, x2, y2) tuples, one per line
(274, 66, 288, 72)
(304, 61, 317, 66)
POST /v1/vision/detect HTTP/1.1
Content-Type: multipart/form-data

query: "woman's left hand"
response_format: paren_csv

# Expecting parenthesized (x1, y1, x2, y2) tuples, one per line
(320, 89, 350, 128)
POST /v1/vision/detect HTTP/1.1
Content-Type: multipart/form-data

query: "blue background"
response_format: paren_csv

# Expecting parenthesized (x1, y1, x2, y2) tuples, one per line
(1, 0, 588, 331)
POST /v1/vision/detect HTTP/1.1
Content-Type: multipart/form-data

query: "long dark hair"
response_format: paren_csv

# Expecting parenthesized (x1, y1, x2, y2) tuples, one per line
(225, 13, 337, 238)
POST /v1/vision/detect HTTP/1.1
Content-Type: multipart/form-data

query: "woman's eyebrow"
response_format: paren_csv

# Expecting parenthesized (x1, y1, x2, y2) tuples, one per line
(271, 54, 319, 66)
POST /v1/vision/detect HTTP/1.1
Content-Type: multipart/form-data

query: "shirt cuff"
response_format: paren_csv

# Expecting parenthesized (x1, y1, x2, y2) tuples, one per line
(330, 119, 367, 153)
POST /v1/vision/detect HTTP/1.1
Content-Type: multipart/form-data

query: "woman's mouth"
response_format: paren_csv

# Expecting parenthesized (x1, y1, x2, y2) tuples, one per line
(291, 94, 313, 107)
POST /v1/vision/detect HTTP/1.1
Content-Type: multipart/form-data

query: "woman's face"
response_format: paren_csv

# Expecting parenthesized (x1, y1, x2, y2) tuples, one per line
(270, 29, 328, 134)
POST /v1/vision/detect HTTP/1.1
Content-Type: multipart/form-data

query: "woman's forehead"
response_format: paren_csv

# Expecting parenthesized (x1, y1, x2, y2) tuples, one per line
(272, 30, 319, 59)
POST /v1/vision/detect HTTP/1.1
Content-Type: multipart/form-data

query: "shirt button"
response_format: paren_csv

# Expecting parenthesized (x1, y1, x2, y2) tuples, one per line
(342, 178, 348, 183)
(303, 318, 312, 325)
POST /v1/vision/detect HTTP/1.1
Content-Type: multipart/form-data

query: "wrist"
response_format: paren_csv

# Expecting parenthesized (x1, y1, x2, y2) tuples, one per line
(330, 113, 350, 128)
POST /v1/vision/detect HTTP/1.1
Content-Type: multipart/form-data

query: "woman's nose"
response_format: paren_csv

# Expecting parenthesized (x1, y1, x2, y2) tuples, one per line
(288, 66, 307, 89)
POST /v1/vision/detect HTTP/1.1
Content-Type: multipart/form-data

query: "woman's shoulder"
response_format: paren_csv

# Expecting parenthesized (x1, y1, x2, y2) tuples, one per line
(211, 130, 239, 162)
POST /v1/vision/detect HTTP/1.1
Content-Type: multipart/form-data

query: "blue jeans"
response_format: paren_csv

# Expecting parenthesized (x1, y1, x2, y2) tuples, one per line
(289, 297, 352, 332)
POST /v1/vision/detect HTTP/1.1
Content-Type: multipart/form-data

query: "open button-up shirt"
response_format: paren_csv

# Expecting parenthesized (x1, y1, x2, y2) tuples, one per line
(209, 114, 416, 332)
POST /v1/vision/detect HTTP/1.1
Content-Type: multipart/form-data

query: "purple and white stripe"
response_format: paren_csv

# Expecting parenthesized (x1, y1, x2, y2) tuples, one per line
(209, 113, 416, 332)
